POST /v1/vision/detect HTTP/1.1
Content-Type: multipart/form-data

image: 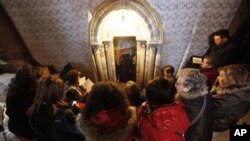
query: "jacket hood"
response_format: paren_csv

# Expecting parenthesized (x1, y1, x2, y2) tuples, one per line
(176, 88, 209, 100)
(211, 82, 250, 95)
(149, 102, 189, 133)
(77, 106, 137, 141)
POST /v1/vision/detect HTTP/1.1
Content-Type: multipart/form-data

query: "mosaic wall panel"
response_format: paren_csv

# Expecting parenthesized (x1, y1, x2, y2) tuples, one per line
(0, 0, 240, 80)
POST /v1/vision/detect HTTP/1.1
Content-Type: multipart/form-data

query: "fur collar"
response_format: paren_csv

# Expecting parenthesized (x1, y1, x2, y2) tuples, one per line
(176, 88, 209, 100)
(211, 82, 250, 95)
(76, 106, 137, 141)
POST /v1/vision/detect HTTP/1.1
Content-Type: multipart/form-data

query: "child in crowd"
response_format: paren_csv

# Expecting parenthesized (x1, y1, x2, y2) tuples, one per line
(27, 76, 84, 141)
(125, 81, 144, 107)
(135, 77, 189, 141)
(161, 65, 176, 84)
(199, 54, 218, 90)
(175, 68, 214, 141)
(211, 64, 250, 132)
(77, 81, 137, 141)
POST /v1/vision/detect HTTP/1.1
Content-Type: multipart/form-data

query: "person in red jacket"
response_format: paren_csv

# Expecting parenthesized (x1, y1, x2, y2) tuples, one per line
(199, 54, 218, 90)
(135, 77, 189, 141)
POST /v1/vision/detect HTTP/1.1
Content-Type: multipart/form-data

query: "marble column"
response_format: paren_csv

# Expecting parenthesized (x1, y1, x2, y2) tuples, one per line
(91, 43, 108, 81)
(103, 41, 116, 81)
(136, 40, 147, 88)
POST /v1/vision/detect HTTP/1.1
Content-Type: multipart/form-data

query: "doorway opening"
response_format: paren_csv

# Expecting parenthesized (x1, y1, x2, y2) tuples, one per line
(113, 36, 136, 82)
(89, 0, 163, 87)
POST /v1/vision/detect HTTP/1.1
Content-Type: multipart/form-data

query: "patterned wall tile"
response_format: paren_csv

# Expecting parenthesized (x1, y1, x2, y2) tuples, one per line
(0, 0, 240, 79)
(1, 0, 95, 80)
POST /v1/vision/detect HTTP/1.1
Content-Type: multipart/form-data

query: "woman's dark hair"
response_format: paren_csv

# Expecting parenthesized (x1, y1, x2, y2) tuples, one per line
(208, 29, 230, 46)
(218, 64, 248, 86)
(27, 76, 66, 116)
(161, 65, 175, 76)
(146, 77, 176, 107)
(208, 32, 216, 46)
(214, 29, 230, 39)
(59, 63, 78, 81)
(125, 81, 142, 107)
(83, 81, 128, 120)
(65, 69, 81, 85)
(8, 64, 36, 94)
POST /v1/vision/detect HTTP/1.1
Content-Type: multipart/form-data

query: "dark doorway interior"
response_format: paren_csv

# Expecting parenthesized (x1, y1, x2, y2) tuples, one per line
(113, 36, 136, 83)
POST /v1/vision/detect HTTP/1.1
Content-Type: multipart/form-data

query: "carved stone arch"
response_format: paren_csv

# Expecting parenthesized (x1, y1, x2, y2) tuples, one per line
(90, 0, 164, 87)
(90, 0, 163, 43)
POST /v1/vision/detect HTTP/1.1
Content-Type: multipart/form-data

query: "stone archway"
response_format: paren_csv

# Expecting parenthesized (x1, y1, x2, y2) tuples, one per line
(90, 0, 163, 87)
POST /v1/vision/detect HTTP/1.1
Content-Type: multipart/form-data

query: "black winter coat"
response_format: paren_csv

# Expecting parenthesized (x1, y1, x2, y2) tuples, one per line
(204, 41, 234, 68)
(30, 103, 84, 141)
(211, 83, 250, 132)
(177, 89, 214, 141)
(6, 88, 37, 139)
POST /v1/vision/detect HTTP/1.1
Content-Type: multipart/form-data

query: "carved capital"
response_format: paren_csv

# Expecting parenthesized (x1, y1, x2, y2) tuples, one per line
(102, 41, 111, 49)
(137, 40, 147, 48)
(91, 43, 101, 52)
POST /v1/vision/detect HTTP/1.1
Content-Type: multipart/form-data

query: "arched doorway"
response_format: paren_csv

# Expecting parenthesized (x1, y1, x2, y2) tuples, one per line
(89, 0, 163, 87)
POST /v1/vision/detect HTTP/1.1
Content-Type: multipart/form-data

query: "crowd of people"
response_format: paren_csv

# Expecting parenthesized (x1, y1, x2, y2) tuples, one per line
(1, 29, 250, 141)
